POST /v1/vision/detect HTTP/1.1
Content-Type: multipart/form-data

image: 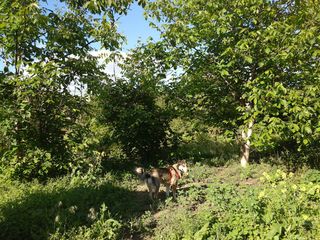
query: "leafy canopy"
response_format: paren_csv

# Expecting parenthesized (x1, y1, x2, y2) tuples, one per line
(146, 0, 320, 157)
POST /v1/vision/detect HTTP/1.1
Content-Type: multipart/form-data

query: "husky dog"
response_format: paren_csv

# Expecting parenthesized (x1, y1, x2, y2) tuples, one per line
(135, 160, 188, 200)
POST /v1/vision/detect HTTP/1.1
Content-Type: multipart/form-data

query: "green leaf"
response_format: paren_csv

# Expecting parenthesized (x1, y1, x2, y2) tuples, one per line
(267, 223, 283, 239)
(265, 47, 271, 54)
(304, 126, 312, 134)
(291, 124, 300, 133)
(221, 69, 229, 76)
(244, 56, 253, 64)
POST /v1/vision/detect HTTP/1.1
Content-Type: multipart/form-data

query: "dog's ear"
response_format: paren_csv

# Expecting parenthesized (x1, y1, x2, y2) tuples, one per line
(178, 159, 186, 165)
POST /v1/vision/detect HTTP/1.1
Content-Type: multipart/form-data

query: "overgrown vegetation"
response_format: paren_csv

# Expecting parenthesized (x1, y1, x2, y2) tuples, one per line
(153, 166, 320, 240)
(1, 163, 319, 239)
(1, 0, 320, 179)
(1, 0, 320, 239)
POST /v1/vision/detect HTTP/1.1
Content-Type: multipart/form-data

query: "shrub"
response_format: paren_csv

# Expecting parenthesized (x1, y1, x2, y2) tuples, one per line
(171, 120, 238, 165)
(99, 81, 171, 165)
(1, 147, 63, 181)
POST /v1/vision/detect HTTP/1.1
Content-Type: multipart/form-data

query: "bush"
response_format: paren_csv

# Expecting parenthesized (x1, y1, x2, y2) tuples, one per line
(99, 81, 171, 165)
(1, 147, 65, 181)
(170, 120, 238, 165)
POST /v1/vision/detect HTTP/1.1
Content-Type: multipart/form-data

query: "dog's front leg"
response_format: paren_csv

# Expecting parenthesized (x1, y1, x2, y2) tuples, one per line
(149, 191, 154, 200)
(165, 185, 170, 197)
(172, 185, 177, 200)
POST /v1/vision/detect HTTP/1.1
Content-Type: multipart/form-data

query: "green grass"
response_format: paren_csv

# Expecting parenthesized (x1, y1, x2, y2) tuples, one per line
(0, 162, 319, 239)
(0, 172, 151, 240)
(150, 164, 320, 240)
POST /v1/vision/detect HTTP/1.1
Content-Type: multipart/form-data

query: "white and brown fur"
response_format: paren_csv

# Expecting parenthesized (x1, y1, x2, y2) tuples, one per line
(135, 160, 188, 200)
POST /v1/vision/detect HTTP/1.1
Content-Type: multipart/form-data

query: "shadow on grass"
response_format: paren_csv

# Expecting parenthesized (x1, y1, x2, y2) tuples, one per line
(0, 181, 155, 240)
(177, 139, 239, 167)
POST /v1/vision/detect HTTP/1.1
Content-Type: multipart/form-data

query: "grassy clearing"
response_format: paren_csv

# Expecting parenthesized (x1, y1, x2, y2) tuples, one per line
(0, 163, 319, 239)
(0, 171, 151, 240)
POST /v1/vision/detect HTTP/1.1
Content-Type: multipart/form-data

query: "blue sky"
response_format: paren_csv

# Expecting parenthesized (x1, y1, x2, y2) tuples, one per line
(117, 2, 160, 50)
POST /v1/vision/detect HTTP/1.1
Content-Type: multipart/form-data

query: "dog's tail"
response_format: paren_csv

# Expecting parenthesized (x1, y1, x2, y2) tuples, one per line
(135, 167, 159, 188)
(135, 167, 150, 181)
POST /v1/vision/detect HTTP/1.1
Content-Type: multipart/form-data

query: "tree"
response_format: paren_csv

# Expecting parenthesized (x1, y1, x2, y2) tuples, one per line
(0, 0, 144, 179)
(98, 43, 174, 165)
(146, 0, 320, 167)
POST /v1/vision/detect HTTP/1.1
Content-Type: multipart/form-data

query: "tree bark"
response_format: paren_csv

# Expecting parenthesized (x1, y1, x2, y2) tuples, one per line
(240, 120, 254, 168)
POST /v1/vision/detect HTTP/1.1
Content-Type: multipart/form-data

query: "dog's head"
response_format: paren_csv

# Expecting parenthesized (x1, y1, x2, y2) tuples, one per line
(177, 160, 188, 176)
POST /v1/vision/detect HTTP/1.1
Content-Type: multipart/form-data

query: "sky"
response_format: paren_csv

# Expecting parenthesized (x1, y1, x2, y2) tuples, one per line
(117, 2, 160, 50)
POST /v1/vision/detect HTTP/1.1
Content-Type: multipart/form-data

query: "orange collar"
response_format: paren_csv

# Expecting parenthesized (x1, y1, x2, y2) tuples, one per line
(169, 167, 181, 179)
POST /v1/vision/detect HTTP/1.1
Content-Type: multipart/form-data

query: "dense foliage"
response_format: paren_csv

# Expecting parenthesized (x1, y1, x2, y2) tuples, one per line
(98, 44, 174, 165)
(2, 0, 320, 239)
(0, 0, 141, 179)
(1, 0, 320, 180)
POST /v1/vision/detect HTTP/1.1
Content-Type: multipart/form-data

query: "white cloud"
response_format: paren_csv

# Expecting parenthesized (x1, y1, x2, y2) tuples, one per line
(68, 50, 128, 95)
(89, 49, 127, 78)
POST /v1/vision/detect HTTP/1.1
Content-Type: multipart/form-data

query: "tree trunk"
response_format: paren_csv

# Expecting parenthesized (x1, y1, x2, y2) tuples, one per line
(240, 120, 254, 168)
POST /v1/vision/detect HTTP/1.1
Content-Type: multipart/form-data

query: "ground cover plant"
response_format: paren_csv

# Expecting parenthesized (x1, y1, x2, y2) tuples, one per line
(151, 164, 320, 240)
(1, 162, 319, 239)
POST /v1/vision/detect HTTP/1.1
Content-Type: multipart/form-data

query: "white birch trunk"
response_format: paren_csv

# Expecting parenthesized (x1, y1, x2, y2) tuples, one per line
(240, 120, 254, 168)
